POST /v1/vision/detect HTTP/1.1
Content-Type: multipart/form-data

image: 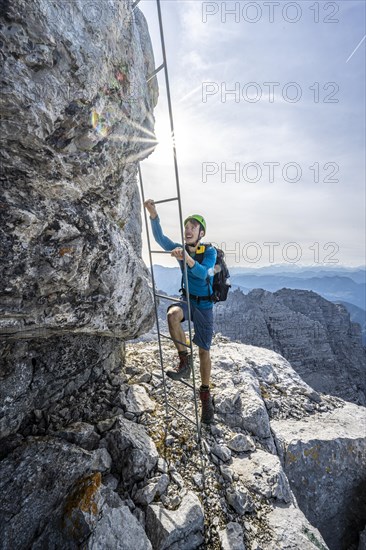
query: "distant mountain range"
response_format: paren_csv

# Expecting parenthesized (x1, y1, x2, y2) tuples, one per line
(230, 274, 365, 309)
(150, 264, 366, 345)
(227, 265, 365, 283)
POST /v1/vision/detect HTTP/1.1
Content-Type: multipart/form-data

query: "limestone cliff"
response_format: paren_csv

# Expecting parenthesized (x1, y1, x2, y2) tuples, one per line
(0, 0, 157, 437)
(1, 0, 157, 339)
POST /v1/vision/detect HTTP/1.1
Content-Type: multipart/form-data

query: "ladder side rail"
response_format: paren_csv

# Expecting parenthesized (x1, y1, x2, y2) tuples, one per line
(138, 163, 169, 418)
(156, 0, 200, 436)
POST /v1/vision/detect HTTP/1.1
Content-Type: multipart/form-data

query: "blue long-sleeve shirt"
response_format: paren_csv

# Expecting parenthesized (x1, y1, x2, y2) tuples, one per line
(150, 215, 217, 310)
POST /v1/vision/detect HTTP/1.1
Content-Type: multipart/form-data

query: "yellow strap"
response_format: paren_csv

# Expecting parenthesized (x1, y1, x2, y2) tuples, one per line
(195, 244, 206, 255)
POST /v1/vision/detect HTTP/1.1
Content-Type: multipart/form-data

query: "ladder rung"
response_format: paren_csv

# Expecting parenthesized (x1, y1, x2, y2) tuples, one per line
(147, 63, 165, 82)
(151, 250, 180, 254)
(153, 197, 178, 204)
(159, 332, 190, 348)
(167, 403, 198, 426)
(155, 293, 181, 302)
(178, 379, 195, 390)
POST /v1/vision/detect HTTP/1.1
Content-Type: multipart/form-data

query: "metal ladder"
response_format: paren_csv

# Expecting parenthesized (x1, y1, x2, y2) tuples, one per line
(135, 0, 202, 440)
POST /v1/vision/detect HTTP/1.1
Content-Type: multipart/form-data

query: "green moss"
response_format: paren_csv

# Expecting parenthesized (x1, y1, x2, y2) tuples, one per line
(286, 451, 298, 464)
(260, 384, 270, 399)
(301, 525, 328, 550)
(304, 445, 320, 463)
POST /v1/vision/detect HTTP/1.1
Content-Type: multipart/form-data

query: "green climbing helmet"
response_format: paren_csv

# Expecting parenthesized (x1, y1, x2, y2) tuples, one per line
(184, 214, 206, 235)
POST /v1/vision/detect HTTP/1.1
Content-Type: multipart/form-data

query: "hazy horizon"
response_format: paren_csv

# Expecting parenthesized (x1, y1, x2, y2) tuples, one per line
(150, 262, 366, 270)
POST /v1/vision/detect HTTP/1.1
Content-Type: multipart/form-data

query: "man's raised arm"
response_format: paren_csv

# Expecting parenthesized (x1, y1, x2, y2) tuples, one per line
(143, 198, 180, 252)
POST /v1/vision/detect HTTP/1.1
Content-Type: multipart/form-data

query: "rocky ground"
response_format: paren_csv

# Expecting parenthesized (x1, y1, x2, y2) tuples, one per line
(124, 335, 349, 550)
(1, 334, 365, 549)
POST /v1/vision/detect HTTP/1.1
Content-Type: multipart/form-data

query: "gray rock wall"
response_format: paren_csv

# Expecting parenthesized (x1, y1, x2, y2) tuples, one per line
(1, 0, 157, 340)
(1, 0, 158, 438)
(0, 333, 124, 438)
(272, 403, 366, 550)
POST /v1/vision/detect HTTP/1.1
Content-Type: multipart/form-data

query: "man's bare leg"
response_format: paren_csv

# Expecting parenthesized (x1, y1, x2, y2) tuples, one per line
(198, 348, 211, 386)
(166, 306, 192, 380)
(167, 306, 187, 352)
(198, 347, 214, 423)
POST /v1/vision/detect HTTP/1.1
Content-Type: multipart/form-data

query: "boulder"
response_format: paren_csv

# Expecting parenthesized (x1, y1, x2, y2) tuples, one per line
(134, 474, 170, 506)
(219, 522, 246, 550)
(146, 491, 204, 550)
(211, 443, 232, 463)
(52, 421, 100, 450)
(230, 450, 292, 503)
(32, 480, 152, 549)
(271, 402, 366, 550)
(225, 486, 255, 515)
(119, 384, 155, 416)
(0, 437, 111, 549)
(87, 505, 152, 550)
(101, 415, 158, 489)
(212, 353, 273, 444)
(227, 433, 256, 453)
(265, 503, 329, 550)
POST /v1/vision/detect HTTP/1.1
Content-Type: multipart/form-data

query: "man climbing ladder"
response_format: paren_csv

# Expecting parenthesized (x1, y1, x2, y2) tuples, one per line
(144, 199, 217, 424)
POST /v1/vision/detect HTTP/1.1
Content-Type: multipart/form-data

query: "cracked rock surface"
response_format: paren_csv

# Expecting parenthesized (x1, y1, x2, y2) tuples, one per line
(1, 0, 158, 340)
(1, 0, 158, 441)
(1, 335, 365, 549)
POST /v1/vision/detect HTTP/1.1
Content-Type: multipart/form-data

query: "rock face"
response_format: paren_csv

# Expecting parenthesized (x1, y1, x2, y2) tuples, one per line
(272, 402, 366, 550)
(0, 2, 161, 546)
(146, 491, 204, 550)
(101, 415, 159, 489)
(1, 0, 157, 340)
(0, 437, 111, 549)
(0, 333, 125, 438)
(125, 337, 340, 549)
(0, 0, 158, 439)
(0, 435, 153, 550)
(1, 332, 365, 549)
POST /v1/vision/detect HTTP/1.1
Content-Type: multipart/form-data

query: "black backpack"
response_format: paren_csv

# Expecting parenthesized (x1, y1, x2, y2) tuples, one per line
(181, 243, 231, 303)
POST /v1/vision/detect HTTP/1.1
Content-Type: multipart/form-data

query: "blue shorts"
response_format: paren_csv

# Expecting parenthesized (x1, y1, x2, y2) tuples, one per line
(167, 298, 214, 351)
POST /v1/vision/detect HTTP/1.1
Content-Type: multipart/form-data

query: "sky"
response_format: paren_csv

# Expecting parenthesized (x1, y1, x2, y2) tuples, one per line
(135, 0, 365, 269)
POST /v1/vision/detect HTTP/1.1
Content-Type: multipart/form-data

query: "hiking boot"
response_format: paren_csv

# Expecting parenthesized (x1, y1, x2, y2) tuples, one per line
(199, 387, 214, 424)
(166, 351, 191, 380)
